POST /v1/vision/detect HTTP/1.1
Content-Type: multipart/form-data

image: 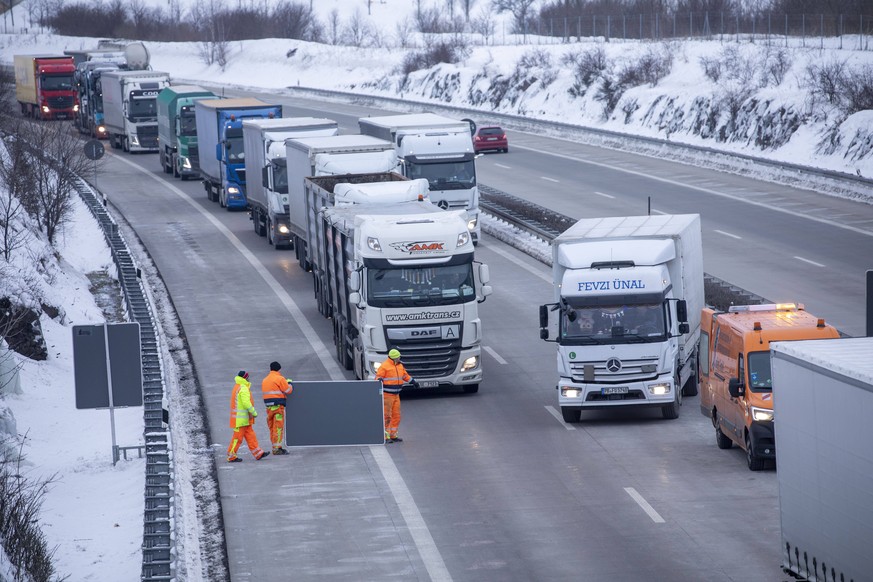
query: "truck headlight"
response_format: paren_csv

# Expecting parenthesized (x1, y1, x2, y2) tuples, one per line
(561, 387, 581, 398)
(460, 356, 479, 372)
(367, 236, 382, 251)
(42, 106, 50, 113)
(751, 406, 773, 422)
(371, 361, 382, 373)
(181, 157, 192, 169)
(456, 232, 469, 247)
(277, 223, 290, 235)
(227, 186, 241, 196)
(647, 382, 671, 395)
(97, 125, 106, 135)
(467, 216, 478, 231)
(73, 104, 79, 112)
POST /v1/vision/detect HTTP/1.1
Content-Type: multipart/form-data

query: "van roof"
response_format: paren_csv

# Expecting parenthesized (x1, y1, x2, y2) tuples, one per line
(713, 304, 837, 338)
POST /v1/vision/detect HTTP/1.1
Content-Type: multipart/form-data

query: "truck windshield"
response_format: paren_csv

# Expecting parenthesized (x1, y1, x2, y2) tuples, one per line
(561, 302, 666, 344)
(179, 113, 197, 136)
(225, 128, 244, 162)
(367, 263, 475, 307)
(40, 74, 74, 91)
(272, 164, 288, 194)
(407, 160, 476, 191)
(128, 95, 157, 120)
(746, 351, 772, 392)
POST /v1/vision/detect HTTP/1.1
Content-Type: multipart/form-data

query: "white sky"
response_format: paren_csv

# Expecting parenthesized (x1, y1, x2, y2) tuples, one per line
(0, 0, 871, 579)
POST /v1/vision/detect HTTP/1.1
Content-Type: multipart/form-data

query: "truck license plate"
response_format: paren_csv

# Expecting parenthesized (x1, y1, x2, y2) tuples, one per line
(418, 380, 439, 388)
(602, 386, 628, 395)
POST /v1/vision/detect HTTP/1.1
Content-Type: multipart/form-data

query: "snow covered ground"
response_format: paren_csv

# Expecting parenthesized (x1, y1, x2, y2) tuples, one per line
(0, 0, 870, 579)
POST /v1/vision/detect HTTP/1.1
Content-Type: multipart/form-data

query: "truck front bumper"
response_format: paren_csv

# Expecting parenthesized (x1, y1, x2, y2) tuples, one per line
(557, 374, 677, 410)
(367, 347, 483, 389)
(749, 421, 775, 460)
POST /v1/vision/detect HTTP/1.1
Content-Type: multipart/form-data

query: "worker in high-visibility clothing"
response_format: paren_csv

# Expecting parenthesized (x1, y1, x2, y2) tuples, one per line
(227, 371, 270, 462)
(375, 349, 418, 443)
(261, 361, 293, 455)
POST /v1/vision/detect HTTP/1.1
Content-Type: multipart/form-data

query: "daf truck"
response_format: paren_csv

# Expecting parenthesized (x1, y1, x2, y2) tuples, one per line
(101, 69, 170, 152)
(771, 337, 873, 582)
(285, 134, 398, 267)
(14, 54, 78, 120)
(698, 303, 839, 470)
(358, 113, 480, 244)
(304, 174, 492, 392)
(156, 86, 218, 180)
(194, 98, 282, 209)
(539, 214, 704, 422)
(242, 117, 338, 248)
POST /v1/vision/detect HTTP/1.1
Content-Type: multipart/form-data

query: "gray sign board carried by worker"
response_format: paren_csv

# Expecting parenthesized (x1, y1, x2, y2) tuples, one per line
(284, 380, 384, 446)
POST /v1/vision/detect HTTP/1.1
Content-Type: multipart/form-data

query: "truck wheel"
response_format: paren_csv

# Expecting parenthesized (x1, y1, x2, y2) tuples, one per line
(219, 189, 226, 208)
(267, 219, 274, 245)
(715, 417, 733, 449)
(745, 433, 765, 471)
(122, 137, 129, 152)
(661, 377, 681, 419)
(561, 407, 581, 423)
(682, 375, 698, 397)
(161, 151, 171, 174)
(172, 155, 180, 178)
(462, 384, 479, 394)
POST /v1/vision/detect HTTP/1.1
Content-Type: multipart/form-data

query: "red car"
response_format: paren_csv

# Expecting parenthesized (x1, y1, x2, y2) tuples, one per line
(473, 125, 508, 153)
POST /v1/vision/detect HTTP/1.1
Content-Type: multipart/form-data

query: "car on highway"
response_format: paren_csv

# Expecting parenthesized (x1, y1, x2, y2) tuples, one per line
(473, 125, 508, 153)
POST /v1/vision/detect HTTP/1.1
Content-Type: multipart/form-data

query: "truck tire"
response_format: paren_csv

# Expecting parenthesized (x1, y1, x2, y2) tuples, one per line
(172, 154, 180, 178)
(715, 416, 733, 449)
(661, 375, 682, 419)
(682, 352, 699, 397)
(745, 432, 765, 471)
(161, 150, 171, 174)
(561, 407, 581, 423)
(462, 384, 479, 394)
(266, 218, 274, 244)
(122, 137, 129, 152)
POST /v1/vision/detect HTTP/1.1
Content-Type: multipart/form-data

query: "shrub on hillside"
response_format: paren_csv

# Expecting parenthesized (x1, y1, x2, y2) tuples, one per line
(563, 46, 608, 97)
(596, 46, 672, 117)
(402, 38, 470, 76)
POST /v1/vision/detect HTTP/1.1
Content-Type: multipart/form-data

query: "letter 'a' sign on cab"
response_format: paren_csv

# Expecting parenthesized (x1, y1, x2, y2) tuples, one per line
(697, 303, 840, 471)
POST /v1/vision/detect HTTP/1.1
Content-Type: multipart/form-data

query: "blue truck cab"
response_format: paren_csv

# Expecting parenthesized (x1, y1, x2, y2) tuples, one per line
(194, 98, 283, 210)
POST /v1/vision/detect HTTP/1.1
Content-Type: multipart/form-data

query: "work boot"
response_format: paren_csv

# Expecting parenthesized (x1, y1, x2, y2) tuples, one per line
(272, 448, 288, 455)
(256, 451, 270, 460)
(227, 457, 242, 463)
(390, 436, 403, 442)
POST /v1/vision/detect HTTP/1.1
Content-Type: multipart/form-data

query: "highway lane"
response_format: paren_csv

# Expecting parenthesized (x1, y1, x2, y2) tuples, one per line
(96, 139, 785, 580)
(213, 86, 873, 336)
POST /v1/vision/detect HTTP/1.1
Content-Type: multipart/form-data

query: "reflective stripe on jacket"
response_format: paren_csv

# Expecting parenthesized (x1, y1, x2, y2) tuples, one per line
(229, 376, 256, 428)
(262, 370, 292, 407)
(376, 358, 411, 394)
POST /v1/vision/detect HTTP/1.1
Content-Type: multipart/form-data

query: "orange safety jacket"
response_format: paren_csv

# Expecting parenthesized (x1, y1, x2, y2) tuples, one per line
(376, 358, 411, 394)
(229, 376, 257, 428)
(262, 370, 292, 407)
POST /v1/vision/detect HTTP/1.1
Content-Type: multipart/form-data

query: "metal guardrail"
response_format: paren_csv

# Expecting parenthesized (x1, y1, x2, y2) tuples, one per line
(72, 178, 174, 581)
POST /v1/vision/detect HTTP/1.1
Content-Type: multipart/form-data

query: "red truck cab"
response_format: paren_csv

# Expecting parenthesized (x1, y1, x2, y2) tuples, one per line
(14, 54, 79, 120)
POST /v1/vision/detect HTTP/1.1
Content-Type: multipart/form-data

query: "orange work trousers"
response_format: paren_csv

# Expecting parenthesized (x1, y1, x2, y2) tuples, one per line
(266, 405, 286, 449)
(383, 392, 401, 439)
(227, 425, 265, 460)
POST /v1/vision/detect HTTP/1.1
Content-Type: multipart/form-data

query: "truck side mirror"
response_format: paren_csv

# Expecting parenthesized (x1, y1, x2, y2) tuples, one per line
(349, 271, 361, 292)
(480, 285, 492, 300)
(349, 292, 361, 307)
(676, 299, 688, 323)
(728, 377, 744, 398)
(478, 263, 490, 285)
(539, 304, 549, 328)
(262, 166, 269, 189)
(678, 322, 690, 334)
(540, 328, 549, 340)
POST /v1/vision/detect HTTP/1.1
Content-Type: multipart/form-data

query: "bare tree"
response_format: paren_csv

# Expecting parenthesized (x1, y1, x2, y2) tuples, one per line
(460, 0, 477, 21)
(471, 6, 496, 44)
(327, 9, 341, 45)
(0, 134, 32, 261)
(492, 0, 538, 35)
(191, 0, 231, 67)
(343, 10, 370, 47)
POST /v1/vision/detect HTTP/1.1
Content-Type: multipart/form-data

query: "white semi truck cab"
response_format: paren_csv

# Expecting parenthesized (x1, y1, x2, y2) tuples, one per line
(539, 214, 704, 422)
(358, 113, 481, 244)
(101, 69, 170, 152)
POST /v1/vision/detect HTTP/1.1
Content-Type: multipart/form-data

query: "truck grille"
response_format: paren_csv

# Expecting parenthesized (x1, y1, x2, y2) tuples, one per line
(188, 145, 199, 170)
(137, 126, 159, 149)
(47, 96, 74, 109)
(386, 337, 462, 379)
(569, 357, 660, 384)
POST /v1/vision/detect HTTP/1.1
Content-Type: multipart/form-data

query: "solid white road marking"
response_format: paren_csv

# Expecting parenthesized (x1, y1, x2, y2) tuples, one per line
(624, 487, 666, 523)
(109, 153, 451, 581)
(494, 163, 512, 169)
(514, 143, 873, 238)
(485, 243, 552, 283)
(544, 406, 576, 430)
(714, 229, 742, 240)
(483, 345, 507, 365)
(540, 176, 560, 183)
(593, 191, 615, 199)
(794, 256, 826, 267)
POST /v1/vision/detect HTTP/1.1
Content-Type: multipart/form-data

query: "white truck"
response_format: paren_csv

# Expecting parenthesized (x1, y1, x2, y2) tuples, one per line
(538, 214, 704, 422)
(304, 173, 492, 393)
(771, 337, 873, 582)
(285, 134, 398, 269)
(101, 69, 170, 152)
(242, 117, 338, 248)
(358, 113, 481, 244)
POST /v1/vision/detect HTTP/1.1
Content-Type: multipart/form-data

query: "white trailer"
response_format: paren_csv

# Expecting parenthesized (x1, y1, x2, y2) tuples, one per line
(242, 117, 338, 249)
(285, 134, 398, 267)
(308, 178, 492, 392)
(358, 113, 480, 244)
(101, 69, 170, 152)
(539, 214, 704, 422)
(770, 337, 873, 582)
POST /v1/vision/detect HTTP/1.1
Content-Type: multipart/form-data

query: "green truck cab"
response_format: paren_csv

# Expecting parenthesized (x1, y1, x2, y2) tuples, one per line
(156, 85, 217, 179)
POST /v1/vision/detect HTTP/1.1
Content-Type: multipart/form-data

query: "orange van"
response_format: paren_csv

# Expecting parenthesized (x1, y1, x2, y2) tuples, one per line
(698, 303, 840, 470)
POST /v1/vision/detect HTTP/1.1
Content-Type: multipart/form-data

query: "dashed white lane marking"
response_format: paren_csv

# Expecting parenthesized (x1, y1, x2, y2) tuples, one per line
(715, 229, 742, 240)
(794, 256, 826, 267)
(545, 406, 577, 430)
(483, 345, 507, 365)
(110, 153, 451, 581)
(494, 163, 512, 169)
(541, 176, 560, 183)
(624, 487, 666, 523)
(593, 191, 615, 199)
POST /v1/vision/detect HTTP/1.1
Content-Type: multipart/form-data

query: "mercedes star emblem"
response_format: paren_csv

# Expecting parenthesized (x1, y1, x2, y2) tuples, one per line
(437, 200, 449, 210)
(606, 358, 622, 373)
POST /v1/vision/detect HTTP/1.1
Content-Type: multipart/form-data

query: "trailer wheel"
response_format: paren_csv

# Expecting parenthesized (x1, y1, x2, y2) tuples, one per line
(745, 432, 764, 471)
(561, 407, 581, 423)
